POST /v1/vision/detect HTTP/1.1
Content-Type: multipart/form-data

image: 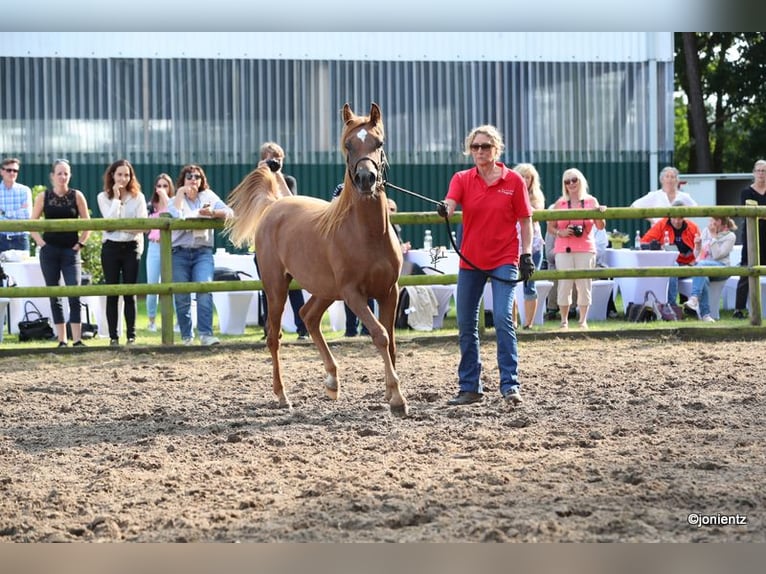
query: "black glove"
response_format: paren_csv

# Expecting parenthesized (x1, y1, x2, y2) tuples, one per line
(519, 253, 535, 282)
(436, 201, 449, 218)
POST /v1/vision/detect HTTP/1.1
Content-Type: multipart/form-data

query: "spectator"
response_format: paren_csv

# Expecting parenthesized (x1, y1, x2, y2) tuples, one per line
(684, 216, 737, 322)
(0, 157, 33, 255)
(29, 159, 91, 348)
(513, 163, 545, 329)
(640, 199, 699, 306)
(631, 166, 697, 224)
(549, 168, 607, 329)
(254, 142, 308, 340)
(732, 159, 766, 319)
(145, 173, 175, 332)
(167, 164, 233, 346)
(440, 124, 534, 406)
(97, 159, 148, 346)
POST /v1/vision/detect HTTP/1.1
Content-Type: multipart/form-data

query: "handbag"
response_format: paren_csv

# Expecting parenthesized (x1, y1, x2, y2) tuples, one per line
(659, 302, 683, 321)
(18, 301, 56, 341)
(626, 290, 663, 323)
(66, 302, 98, 339)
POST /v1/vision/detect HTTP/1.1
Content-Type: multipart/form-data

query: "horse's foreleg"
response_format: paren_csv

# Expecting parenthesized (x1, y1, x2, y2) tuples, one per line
(348, 293, 408, 417)
(265, 289, 291, 410)
(300, 297, 340, 400)
(377, 288, 408, 416)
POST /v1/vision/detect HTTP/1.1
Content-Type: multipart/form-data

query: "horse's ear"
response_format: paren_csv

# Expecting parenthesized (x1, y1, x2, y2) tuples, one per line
(342, 103, 353, 124)
(369, 102, 381, 125)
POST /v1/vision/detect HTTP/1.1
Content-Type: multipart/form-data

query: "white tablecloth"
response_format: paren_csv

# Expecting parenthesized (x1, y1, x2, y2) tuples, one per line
(604, 248, 679, 312)
(3, 258, 104, 336)
(404, 249, 458, 328)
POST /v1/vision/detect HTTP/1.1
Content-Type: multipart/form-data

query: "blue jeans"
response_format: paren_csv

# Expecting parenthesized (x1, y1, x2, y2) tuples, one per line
(0, 234, 29, 253)
(456, 264, 519, 395)
(691, 260, 726, 317)
(145, 241, 161, 319)
(172, 246, 215, 339)
(39, 243, 82, 325)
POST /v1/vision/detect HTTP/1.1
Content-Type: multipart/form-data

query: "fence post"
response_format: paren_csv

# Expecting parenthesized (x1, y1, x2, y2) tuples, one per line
(159, 228, 175, 345)
(745, 200, 763, 326)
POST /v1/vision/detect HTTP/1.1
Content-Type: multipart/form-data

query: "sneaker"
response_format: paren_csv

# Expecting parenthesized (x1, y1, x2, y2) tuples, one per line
(200, 335, 220, 346)
(684, 296, 700, 319)
(182, 337, 194, 346)
(502, 386, 523, 406)
(701, 314, 716, 322)
(110, 339, 119, 346)
(57, 341, 68, 348)
(732, 309, 747, 319)
(72, 341, 86, 347)
(127, 338, 136, 345)
(297, 333, 309, 340)
(447, 391, 484, 406)
(147, 322, 157, 333)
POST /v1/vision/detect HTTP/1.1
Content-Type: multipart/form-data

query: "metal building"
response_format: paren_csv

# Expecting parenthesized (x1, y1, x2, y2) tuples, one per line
(1, 32, 674, 244)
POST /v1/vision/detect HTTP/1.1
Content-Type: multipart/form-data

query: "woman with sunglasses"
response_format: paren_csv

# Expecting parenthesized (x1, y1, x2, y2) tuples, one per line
(145, 173, 175, 332)
(439, 125, 535, 408)
(548, 168, 607, 329)
(167, 164, 233, 346)
(97, 159, 148, 346)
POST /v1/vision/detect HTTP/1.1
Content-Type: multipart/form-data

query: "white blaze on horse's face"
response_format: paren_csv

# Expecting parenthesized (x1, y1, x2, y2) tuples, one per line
(356, 128, 368, 142)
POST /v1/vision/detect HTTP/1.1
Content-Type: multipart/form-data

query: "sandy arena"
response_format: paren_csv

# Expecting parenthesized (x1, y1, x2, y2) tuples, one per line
(0, 334, 763, 542)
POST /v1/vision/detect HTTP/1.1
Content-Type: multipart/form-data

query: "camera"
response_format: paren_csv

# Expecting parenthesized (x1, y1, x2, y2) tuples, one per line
(265, 158, 281, 172)
(569, 224, 584, 237)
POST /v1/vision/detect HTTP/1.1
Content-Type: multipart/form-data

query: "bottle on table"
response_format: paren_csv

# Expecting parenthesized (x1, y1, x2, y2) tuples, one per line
(634, 230, 642, 250)
(423, 229, 432, 250)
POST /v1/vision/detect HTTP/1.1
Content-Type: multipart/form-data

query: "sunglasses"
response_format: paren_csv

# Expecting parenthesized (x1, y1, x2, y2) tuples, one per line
(470, 143, 494, 151)
(564, 178, 579, 185)
(185, 173, 202, 180)
(3, 167, 19, 173)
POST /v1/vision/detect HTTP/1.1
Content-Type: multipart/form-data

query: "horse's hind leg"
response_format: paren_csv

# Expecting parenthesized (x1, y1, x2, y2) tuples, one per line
(265, 286, 291, 410)
(300, 296, 340, 400)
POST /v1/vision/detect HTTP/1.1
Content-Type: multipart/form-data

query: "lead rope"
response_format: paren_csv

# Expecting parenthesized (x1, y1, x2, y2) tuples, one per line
(383, 180, 523, 285)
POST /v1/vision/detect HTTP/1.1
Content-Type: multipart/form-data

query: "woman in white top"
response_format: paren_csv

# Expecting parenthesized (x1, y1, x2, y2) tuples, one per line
(97, 159, 148, 345)
(631, 166, 697, 224)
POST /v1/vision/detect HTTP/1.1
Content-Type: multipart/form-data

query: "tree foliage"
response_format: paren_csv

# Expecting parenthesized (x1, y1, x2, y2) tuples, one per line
(675, 33, 766, 173)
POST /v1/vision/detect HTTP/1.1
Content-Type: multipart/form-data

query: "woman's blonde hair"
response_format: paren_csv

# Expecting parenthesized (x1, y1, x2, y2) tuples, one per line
(462, 125, 504, 161)
(560, 167, 590, 200)
(513, 163, 545, 210)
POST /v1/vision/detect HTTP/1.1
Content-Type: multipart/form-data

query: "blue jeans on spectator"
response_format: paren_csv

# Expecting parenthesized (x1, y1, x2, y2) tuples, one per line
(456, 264, 519, 396)
(344, 299, 374, 336)
(0, 234, 29, 254)
(172, 246, 215, 339)
(145, 240, 162, 321)
(39, 244, 82, 325)
(691, 260, 726, 317)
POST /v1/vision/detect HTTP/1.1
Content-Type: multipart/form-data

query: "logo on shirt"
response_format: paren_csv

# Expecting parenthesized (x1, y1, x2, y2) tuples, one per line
(496, 188, 516, 196)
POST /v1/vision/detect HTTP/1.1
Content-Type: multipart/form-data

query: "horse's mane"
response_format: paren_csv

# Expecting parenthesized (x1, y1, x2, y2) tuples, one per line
(224, 166, 281, 248)
(316, 110, 384, 238)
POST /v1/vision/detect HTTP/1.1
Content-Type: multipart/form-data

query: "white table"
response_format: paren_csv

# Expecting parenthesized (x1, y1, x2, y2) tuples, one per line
(405, 248, 459, 275)
(3, 258, 104, 336)
(604, 248, 679, 312)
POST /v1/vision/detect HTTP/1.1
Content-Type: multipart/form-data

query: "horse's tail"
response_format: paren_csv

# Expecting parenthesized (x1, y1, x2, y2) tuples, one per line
(224, 166, 281, 248)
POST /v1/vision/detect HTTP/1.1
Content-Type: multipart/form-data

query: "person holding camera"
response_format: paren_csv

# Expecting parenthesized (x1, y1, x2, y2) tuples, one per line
(438, 124, 534, 407)
(549, 168, 607, 329)
(253, 142, 308, 340)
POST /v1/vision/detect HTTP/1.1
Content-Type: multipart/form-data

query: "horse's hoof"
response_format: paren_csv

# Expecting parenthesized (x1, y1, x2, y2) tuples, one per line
(390, 402, 409, 418)
(325, 375, 338, 400)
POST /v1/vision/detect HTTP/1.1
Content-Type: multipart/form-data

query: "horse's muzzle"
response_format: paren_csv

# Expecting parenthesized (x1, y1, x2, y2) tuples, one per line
(354, 167, 378, 193)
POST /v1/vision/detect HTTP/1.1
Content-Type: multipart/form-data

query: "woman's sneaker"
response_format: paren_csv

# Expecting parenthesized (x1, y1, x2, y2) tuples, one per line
(200, 335, 220, 346)
(701, 314, 716, 322)
(683, 296, 700, 318)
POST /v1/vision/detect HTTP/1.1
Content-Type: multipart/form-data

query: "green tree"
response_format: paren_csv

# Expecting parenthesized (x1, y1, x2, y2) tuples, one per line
(675, 32, 766, 173)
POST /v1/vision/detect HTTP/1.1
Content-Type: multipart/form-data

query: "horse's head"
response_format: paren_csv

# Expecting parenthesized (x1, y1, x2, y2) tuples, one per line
(341, 102, 387, 197)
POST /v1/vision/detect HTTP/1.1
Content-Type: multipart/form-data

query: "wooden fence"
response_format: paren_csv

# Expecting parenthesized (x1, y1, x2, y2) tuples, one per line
(2, 203, 764, 344)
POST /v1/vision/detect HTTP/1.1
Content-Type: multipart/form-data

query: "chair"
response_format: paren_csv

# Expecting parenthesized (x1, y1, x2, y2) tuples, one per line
(0, 298, 9, 342)
(509, 280, 554, 326)
(212, 291, 255, 335)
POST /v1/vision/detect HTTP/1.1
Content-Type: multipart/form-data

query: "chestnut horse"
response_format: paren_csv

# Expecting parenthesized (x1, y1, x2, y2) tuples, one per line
(225, 103, 407, 416)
